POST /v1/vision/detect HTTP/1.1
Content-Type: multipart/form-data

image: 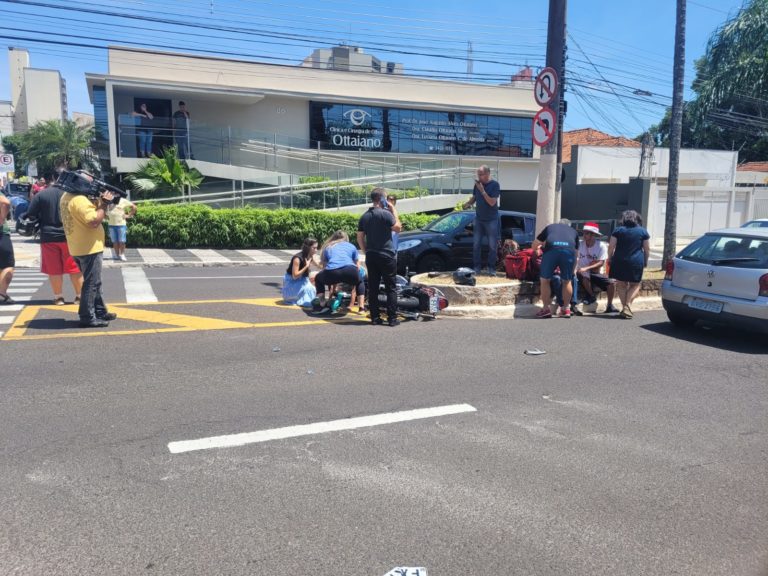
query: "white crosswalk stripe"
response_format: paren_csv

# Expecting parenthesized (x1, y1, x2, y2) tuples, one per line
(137, 248, 175, 264)
(237, 250, 285, 264)
(188, 249, 232, 264)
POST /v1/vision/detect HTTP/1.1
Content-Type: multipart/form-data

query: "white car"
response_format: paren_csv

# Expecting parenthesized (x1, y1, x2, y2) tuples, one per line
(661, 228, 768, 333)
(741, 219, 768, 229)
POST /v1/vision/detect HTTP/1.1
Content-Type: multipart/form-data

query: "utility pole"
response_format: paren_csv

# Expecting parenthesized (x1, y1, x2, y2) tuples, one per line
(535, 0, 567, 233)
(663, 0, 686, 269)
(466, 41, 474, 79)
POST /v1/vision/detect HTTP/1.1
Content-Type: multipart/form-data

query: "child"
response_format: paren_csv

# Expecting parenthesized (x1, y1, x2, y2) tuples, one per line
(107, 197, 136, 261)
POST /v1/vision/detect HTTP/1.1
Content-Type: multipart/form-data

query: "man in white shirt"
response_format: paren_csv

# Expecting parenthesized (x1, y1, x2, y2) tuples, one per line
(576, 222, 615, 310)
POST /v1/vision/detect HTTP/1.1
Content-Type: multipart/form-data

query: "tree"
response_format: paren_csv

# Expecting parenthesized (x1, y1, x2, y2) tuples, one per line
(126, 146, 203, 199)
(18, 119, 96, 176)
(647, 0, 768, 162)
(0, 133, 28, 176)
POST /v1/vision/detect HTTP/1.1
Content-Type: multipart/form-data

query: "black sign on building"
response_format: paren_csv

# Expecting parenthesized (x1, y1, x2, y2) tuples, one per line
(309, 101, 533, 158)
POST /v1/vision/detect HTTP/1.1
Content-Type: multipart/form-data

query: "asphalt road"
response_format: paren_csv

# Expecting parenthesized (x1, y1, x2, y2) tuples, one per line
(1, 266, 767, 576)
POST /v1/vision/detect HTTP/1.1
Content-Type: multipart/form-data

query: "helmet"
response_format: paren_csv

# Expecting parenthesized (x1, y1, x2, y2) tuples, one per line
(452, 267, 476, 286)
(16, 217, 39, 237)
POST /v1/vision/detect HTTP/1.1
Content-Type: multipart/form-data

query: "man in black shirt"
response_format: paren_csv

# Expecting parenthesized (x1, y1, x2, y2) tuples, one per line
(173, 101, 192, 159)
(26, 185, 83, 305)
(531, 218, 579, 319)
(357, 188, 402, 326)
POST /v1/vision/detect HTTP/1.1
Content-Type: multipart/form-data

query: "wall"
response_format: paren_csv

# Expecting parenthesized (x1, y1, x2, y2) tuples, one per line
(23, 69, 65, 127)
(562, 161, 650, 222)
(105, 47, 538, 115)
(0, 102, 13, 145)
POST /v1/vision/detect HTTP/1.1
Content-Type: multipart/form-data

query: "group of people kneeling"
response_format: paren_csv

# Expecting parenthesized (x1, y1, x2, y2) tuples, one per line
(282, 189, 403, 326)
(534, 210, 651, 319)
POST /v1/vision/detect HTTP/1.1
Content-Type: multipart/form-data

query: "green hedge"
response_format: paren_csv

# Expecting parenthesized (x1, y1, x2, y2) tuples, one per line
(125, 204, 436, 249)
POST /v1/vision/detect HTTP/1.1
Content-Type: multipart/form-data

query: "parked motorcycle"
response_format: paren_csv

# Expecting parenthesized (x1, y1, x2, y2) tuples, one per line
(312, 274, 449, 320)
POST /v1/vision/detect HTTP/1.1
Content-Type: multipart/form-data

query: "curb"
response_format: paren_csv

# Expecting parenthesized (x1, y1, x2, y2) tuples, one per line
(442, 296, 663, 319)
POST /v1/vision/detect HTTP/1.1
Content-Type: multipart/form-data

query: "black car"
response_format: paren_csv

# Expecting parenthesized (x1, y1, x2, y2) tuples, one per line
(396, 210, 536, 273)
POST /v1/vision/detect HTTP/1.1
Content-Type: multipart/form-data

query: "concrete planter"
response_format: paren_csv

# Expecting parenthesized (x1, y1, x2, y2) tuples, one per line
(410, 273, 663, 307)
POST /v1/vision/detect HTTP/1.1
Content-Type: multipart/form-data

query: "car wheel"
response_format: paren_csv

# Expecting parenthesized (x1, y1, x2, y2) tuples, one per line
(667, 310, 696, 328)
(417, 253, 447, 273)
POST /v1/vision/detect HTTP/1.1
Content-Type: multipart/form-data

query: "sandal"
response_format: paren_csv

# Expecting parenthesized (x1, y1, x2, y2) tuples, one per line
(0, 293, 16, 305)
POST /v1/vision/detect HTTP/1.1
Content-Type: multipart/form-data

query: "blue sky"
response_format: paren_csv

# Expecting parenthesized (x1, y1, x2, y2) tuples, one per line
(0, 0, 746, 137)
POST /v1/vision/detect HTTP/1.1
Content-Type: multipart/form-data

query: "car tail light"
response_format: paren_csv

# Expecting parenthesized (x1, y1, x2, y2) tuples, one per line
(759, 274, 768, 297)
(665, 260, 675, 281)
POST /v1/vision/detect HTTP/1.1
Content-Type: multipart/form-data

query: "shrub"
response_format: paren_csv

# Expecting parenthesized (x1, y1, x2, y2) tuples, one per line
(126, 205, 438, 249)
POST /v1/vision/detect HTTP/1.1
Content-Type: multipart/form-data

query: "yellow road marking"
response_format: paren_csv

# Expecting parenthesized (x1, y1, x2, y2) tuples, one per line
(1, 298, 368, 341)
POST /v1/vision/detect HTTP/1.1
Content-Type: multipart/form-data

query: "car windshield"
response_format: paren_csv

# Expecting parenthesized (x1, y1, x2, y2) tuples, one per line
(678, 234, 768, 269)
(7, 184, 29, 196)
(423, 213, 470, 233)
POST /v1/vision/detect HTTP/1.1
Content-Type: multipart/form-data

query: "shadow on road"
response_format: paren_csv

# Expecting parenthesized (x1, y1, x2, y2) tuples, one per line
(641, 321, 768, 355)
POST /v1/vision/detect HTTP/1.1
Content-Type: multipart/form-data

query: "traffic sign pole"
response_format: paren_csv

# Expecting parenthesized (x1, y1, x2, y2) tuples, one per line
(535, 0, 567, 234)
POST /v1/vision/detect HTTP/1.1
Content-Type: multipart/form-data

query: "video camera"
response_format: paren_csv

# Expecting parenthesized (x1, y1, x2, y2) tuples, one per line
(53, 170, 126, 205)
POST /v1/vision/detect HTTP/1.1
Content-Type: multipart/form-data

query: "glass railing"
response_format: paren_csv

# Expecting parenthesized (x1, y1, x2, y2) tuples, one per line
(119, 118, 479, 209)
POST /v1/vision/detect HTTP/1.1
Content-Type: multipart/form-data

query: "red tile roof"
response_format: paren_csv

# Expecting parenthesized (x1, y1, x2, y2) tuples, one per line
(737, 161, 768, 172)
(561, 128, 641, 163)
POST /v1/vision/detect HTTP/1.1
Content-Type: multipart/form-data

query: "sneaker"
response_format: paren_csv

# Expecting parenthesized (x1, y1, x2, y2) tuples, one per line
(53, 296, 66, 306)
(388, 318, 401, 327)
(119, 255, 127, 262)
(74, 296, 81, 305)
(560, 307, 572, 318)
(572, 306, 584, 316)
(0, 294, 16, 305)
(535, 308, 552, 319)
(371, 317, 384, 326)
(603, 304, 618, 314)
(98, 312, 118, 321)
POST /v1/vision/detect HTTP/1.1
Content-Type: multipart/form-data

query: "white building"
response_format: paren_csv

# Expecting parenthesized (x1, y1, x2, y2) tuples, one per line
(569, 145, 743, 244)
(7, 47, 68, 133)
(86, 46, 540, 211)
(301, 45, 403, 75)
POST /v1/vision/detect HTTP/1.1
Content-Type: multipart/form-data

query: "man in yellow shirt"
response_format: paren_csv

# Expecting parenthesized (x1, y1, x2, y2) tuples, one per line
(60, 183, 116, 328)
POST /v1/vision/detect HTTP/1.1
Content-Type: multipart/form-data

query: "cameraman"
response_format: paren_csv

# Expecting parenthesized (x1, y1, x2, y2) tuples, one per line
(60, 175, 117, 328)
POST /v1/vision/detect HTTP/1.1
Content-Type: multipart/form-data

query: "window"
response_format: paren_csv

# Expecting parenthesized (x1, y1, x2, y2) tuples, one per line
(679, 234, 768, 268)
(309, 101, 533, 157)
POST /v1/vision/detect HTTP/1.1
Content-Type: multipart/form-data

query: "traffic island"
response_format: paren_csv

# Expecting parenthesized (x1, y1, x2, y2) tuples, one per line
(410, 273, 663, 319)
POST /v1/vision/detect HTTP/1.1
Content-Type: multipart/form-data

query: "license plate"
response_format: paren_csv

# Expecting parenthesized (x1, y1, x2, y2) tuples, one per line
(429, 295, 439, 313)
(688, 297, 723, 314)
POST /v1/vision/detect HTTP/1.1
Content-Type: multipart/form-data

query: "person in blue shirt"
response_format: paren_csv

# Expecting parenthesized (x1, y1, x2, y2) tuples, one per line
(315, 230, 365, 313)
(608, 210, 651, 319)
(462, 165, 501, 275)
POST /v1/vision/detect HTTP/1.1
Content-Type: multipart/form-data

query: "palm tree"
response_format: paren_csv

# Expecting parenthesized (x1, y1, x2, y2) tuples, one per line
(18, 119, 96, 176)
(126, 146, 203, 199)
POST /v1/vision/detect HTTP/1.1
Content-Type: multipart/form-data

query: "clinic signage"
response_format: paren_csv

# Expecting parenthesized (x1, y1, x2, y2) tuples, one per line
(310, 101, 533, 158)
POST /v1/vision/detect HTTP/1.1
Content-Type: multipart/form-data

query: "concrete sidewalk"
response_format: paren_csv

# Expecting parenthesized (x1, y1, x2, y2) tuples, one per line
(9, 232, 298, 269)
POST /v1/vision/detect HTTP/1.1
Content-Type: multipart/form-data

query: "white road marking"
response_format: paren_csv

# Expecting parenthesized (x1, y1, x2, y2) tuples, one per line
(0, 304, 24, 312)
(188, 249, 231, 264)
(7, 282, 44, 287)
(236, 250, 284, 264)
(0, 316, 14, 324)
(150, 275, 282, 280)
(137, 248, 174, 264)
(168, 403, 477, 454)
(122, 268, 158, 303)
(7, 288, 39, 293)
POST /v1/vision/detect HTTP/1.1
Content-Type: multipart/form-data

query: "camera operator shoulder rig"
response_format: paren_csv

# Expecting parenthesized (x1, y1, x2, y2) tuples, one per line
(54, 170, 125, 205)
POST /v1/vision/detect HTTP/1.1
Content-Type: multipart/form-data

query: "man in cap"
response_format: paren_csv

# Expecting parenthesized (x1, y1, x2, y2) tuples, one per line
(576, 222, 616, 311)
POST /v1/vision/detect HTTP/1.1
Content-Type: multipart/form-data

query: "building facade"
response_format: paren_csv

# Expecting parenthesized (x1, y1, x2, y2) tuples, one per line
(86, 46, 541, 209)
(6, 47, 68, 133)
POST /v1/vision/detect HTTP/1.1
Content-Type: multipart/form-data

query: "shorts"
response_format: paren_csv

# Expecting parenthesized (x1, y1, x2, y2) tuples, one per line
(540, 249, 575, 281)
(41, 242, 81, 275)
(0, 233, 14, 269)
(109, 225, 127, 244)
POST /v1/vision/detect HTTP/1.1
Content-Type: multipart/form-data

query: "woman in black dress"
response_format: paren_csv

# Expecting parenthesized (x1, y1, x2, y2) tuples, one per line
(608, 210, 650, 319)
